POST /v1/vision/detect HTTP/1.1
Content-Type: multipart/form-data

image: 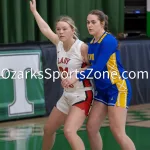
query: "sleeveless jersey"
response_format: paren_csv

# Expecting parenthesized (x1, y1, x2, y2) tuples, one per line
(56, 39, 93, 92)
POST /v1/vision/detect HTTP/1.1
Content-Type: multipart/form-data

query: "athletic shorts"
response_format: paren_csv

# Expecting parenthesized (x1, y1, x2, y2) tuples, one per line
(56, 89, 93, 116)
(94, 80, 132, 109)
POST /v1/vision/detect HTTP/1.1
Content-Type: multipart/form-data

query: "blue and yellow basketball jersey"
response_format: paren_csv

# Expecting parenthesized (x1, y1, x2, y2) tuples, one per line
(77, 32, 132, 108)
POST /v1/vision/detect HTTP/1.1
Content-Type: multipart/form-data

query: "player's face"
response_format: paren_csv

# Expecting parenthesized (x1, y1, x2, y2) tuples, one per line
(87, 14, 104, 36)
(56, 21, 74, 42)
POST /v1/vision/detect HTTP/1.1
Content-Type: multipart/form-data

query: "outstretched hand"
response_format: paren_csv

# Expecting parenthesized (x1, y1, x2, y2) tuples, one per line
(30, 0, 37, 13)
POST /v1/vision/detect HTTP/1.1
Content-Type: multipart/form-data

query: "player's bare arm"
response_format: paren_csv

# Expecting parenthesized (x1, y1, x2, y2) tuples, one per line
(30, 0, 59, 45)
(79, 43, 91, 72)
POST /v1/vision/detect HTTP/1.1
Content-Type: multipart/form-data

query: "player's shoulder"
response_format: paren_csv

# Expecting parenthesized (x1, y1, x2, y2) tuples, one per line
(104, 33, 117, 42)
(56, 40, 63, 47)
(75, 39, 84, 45)
(73, 39, 86, 49)
(103, 33, 118, 45)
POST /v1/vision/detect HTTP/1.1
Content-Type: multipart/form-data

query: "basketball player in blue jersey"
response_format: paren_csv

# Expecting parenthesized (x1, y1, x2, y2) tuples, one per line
(62, 10, 136, 150)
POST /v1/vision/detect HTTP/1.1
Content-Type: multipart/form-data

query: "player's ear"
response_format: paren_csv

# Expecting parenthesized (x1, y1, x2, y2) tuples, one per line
(72, 28, 75, 33)
(101, 21, 105, 28)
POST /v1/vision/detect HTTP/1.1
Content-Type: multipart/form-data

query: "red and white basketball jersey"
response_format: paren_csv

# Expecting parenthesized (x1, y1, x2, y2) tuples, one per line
(56, 39, 93, 91)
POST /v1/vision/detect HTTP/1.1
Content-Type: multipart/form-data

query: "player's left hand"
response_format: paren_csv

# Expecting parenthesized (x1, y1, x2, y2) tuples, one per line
(61, 73, 78, 88)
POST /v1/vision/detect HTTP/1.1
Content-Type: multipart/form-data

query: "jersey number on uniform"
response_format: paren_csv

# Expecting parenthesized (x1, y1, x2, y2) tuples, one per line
(59, 66, 74, 88)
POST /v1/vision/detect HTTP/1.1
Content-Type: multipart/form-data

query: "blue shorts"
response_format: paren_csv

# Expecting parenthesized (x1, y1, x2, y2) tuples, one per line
(94, 80, 132, 109)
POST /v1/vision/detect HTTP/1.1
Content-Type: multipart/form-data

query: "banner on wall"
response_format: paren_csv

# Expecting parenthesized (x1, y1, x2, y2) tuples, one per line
(0, 50, 46, 121)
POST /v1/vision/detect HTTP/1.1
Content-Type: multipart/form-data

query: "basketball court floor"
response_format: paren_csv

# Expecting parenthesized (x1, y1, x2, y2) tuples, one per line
(0, 104, 150, 150)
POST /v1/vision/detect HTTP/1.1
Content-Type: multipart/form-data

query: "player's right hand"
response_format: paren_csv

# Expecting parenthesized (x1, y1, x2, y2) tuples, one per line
(30, 0, 37, 13)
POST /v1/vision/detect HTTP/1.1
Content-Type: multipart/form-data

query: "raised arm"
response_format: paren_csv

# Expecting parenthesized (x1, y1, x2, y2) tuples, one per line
(30, 0, 59, 45)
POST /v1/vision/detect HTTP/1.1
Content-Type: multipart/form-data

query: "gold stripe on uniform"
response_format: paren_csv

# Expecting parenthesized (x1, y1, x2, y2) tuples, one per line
(116, 81, 128, 108)
(107, 53, 128, 108)
(98, 32, 107, 43)
(90, 32, 107, 44)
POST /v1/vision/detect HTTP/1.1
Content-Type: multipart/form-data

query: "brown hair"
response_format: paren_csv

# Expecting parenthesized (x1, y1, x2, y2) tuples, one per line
(56, 16, 78, 39)
(88, 10, 109, 32)
(88, 10, 121, 49)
